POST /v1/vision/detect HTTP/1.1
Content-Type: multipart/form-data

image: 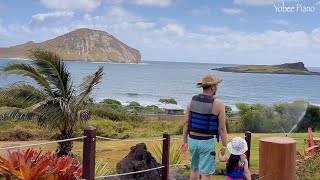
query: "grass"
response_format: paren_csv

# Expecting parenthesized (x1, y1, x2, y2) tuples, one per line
(1, 132, 318, 179)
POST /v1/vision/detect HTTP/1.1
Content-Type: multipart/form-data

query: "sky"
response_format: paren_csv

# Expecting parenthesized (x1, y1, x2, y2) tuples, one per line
(0, 0, 320, 66)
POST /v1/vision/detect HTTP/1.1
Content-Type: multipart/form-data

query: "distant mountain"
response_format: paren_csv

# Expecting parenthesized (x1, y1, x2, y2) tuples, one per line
(213, 62, 320, 75)
(0, 28, 141, 63)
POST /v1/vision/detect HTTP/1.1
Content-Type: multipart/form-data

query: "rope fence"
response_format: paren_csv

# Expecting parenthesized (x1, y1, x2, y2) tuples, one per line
(0, 127, 254, 180)
(96, 136, 165, 142)
(0, 136, 87, 150)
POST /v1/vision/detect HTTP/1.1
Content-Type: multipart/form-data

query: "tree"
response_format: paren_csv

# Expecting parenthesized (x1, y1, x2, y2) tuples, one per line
(0, 50, 104, 157)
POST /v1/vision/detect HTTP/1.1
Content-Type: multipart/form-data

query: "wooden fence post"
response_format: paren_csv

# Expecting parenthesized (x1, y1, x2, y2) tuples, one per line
(82, 126, 96, 180)
(162, 132, 170, 180)
(245, 131, 251, 167)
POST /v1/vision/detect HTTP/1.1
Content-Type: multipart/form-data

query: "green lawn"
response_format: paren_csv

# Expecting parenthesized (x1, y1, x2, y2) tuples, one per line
(0, 132, 318, 179)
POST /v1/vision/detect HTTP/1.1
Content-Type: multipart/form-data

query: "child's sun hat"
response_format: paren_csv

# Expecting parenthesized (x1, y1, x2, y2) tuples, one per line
(227, 137, 248, 155)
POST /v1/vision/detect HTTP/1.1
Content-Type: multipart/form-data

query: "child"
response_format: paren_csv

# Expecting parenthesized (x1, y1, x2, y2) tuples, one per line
(218, 137, 251, 180)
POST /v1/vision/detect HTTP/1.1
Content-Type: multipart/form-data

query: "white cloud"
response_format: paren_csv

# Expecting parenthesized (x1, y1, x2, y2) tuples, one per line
(200, 26, 230, 33)
(312, 28, 320, 43)
(32, 11, 74, 22)
(271, 19, 289, 26)
(222, 8, 245, 15)
(1, 5, 320, 66)
(191, 7, 211, 16)
(40, 0, 101, 12)
(161, 24, 185, 37)
(111, 0, 171, 7)
(315, 1, 320, 5)
(234, 0, 298, 6)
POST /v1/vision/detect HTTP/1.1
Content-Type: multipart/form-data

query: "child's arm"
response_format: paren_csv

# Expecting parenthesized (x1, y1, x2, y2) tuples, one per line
(244, 159, 251, 180)
(218, 151, 228, 162)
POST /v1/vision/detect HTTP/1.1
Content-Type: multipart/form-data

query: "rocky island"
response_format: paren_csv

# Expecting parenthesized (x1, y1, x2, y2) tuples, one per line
(213, 62, 320, 75)
(0, 28, 141, 63)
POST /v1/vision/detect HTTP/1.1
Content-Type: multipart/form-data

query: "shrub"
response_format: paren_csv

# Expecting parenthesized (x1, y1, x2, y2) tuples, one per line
(296, 105, 320, 132)
(101, 99, 122, 106)
(141, 105, 163, 114)
(0, 119, 55, 141)
(89, 106, 143, 122)
(0, 149, 82, 179)
(74, 117, 133, 139)
(159, 98, 177, 105)
(236, 103, 289, 133)
(128, 101, 141, 107)
(225, 105, 232, 114)
(296, 152, 320, 179)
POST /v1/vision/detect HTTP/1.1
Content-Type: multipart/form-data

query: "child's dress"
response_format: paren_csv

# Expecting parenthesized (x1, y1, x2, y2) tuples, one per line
(224, 154, 246, 180)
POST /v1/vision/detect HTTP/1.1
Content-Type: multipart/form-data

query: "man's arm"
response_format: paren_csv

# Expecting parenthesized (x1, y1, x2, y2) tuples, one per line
(183, 103, 191, 144)
(217, 100, 227, 154)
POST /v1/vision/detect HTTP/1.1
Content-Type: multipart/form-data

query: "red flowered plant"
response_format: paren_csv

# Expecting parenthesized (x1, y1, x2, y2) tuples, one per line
(0, 149, 82, 180)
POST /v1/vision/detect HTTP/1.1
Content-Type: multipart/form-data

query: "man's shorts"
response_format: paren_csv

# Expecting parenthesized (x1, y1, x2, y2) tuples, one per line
(188, 134, 216, 175)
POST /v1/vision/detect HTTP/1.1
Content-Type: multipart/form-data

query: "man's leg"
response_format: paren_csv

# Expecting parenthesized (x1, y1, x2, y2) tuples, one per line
(190, 168, 200, 180)
(198, 138, 215, 180)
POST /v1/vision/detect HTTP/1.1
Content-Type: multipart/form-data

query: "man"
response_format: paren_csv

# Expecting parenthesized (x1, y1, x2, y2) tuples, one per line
(181, 74, 228, 180)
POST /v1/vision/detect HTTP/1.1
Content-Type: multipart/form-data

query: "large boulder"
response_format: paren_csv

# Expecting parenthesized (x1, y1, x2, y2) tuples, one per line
(115, 143, 161, 180)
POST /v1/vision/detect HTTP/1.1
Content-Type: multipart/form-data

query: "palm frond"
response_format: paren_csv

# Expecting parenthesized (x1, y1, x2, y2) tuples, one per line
(1, 63, 54, 96)
(76, 66, 104, 108)
(0, 84, 46, 107)
(0, 106, 42, 122)
(29, 50, 73, 99)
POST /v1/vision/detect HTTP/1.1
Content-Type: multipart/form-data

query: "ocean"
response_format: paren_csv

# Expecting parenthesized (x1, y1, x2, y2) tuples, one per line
(1, 59, 320, 110)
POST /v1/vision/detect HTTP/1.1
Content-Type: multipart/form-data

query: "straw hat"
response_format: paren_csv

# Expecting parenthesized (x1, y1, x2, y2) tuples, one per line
(196, 74, 222, 88)
(227, 137, 248, 155)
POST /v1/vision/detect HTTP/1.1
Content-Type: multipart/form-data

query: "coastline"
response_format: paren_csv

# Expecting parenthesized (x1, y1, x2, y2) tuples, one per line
(0, 58, 142, 64)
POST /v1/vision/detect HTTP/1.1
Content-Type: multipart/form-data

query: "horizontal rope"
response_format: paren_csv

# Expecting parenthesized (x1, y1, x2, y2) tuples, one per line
(0, 136, 87, 151)
(96, 136, 165, 142)
(94, 166, 165, 179)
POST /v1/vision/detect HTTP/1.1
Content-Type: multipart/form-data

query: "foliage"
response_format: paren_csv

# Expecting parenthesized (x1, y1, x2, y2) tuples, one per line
(0, 50, 104, 156)
(152, 142, 184, 165)
(74, 116, 133, 139)
(225, 105, 232, 114)
(159, 98, 177, 105)
(296, 152, 320, 179)
(296, 105, 320, 132)
(89, 106, 144, 122)
(235, 101, 315, 133)
(128, 101, 141, 107)
(0, 149, 82, 180)
(101, 99, 122, 106)
(0, 119, 55, 141)
(274, 100, 308, 131)
(236, 103, 285, 133)
(95, 161, 112, 177)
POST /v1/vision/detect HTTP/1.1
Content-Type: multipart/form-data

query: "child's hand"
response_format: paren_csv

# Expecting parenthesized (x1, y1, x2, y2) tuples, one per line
(218, 151, 227, 162)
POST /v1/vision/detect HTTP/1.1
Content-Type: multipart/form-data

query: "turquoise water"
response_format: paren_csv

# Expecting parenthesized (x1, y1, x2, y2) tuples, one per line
(1, 59, 320, 110)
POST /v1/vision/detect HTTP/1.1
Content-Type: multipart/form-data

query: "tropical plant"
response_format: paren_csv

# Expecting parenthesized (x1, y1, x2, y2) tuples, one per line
(152, 142, 184, 165)
(0, 149, 82, 180)
(95, 161, 112, 177)
(0, 50, 104, 156)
